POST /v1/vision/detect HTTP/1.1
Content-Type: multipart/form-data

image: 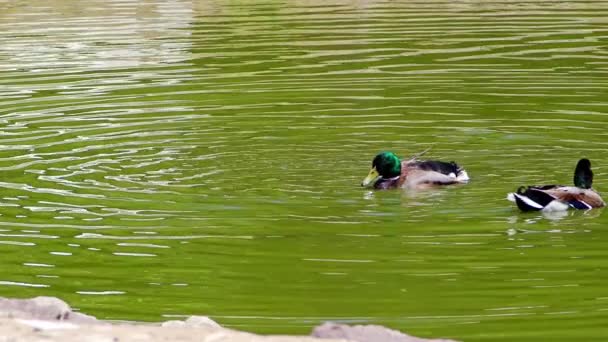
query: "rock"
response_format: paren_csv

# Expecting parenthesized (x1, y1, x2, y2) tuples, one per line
(0, 318, 349, 342)
(161, 320, 186, 328)
(184, 315, 221, 328)
(161, 315, 221, 329)
(0, 296, 69, 320)
(69, 311, 98, 324)
(0, 297, 458, 342)
(0, 296, 98, 324)
(16, 318, 79, 331)
(311, 323, 458, 342)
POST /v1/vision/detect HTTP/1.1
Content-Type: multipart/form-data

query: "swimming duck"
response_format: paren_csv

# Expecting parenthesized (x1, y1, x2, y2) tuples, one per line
(507, 158, 605, 211)
(361, 151, 470, 190)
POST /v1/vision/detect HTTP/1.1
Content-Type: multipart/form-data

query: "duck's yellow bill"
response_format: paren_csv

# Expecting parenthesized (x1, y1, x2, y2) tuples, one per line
(361, 167, 380, 187)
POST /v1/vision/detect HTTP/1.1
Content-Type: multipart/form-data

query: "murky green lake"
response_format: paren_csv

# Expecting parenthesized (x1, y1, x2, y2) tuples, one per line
(1, 0, 608, 340)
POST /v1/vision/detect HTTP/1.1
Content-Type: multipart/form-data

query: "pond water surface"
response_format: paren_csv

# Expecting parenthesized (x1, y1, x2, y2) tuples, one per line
(1, 0, 608, 341)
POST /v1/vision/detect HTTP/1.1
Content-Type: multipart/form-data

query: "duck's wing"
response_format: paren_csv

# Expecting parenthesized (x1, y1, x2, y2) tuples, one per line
(543, 186, 605, 209)
(508, 185, 605, 211)
(410, 160, 461, 174)
(507, 186, 560, 211)
(405, 160, 470, 183)
(403, 170, 456, 188)
(403, 168, 469, 188)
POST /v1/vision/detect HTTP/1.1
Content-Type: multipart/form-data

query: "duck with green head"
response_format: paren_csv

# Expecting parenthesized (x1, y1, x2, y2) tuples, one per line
(507, 158, 605, 211)
(361, 151, 470, 190)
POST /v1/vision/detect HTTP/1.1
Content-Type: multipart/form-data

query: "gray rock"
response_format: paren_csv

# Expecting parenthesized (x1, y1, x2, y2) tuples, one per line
(311, 323, 458, 342)
(161, 320, 187, 328)
(0, 297, 456, 342)
(184, 315, 221, 328)
(161, 315, 221, 329)
(0, 296, 97, 323)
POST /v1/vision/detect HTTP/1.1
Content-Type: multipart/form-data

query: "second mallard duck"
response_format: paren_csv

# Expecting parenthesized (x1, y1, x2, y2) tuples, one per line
(361, 151, 470, 190)
(507, 158, 605, 211)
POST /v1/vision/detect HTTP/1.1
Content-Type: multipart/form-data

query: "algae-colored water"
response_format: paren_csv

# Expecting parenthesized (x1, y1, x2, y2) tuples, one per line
(1, 0, 608, 340)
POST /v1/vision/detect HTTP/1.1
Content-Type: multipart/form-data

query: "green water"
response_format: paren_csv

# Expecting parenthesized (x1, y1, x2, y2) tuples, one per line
(1, 0, 608, 340)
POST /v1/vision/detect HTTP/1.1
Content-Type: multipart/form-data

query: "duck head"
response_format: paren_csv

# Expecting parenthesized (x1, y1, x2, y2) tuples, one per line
(574, 158, 593, 189)
(361, 152, 401, 187)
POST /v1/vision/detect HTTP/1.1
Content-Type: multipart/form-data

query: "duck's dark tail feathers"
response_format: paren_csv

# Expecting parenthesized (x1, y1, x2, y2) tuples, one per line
(574, 158, 593, 189)
(507, 187, 557, 211)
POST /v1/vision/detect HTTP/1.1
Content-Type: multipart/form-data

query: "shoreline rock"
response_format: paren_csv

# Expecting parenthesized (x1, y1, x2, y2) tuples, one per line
(0, 296, 457, 342)
(312, 323, 457, 342)
(0, 296, 97, 323)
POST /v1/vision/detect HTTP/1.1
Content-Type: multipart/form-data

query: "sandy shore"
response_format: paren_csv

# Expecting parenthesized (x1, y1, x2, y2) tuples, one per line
(0, 296, 456, 342)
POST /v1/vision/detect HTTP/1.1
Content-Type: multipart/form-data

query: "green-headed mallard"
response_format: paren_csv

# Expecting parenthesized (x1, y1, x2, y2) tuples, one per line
(361, 151, 470, 190)
(507, 158, 605, 211)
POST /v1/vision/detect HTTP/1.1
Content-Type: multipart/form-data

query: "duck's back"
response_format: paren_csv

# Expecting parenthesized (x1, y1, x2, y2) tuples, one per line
(511, 185, 605, 211)
(406, 160, 462, 176)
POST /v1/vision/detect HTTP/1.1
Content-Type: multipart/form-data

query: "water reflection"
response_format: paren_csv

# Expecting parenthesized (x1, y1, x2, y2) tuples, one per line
(507, 207, 604, 225)
(76, 291, 125, 295)
(0, 0, 193, 71)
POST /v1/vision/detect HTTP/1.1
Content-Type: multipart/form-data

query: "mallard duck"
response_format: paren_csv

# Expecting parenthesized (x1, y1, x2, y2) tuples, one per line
(361, 151, 470, 190)
(507, 158, 605, 211)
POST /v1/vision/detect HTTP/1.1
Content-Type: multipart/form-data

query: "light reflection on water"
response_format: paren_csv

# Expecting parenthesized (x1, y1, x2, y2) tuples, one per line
(0, 0, 608, 340)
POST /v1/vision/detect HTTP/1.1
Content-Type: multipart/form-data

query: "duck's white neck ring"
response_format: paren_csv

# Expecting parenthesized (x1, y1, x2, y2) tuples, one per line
(381, 175, 400, 181)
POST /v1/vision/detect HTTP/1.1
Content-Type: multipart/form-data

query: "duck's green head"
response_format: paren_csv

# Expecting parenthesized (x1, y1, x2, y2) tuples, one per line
(574, 158, 593, 189)
(361, 152, 401, 187)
